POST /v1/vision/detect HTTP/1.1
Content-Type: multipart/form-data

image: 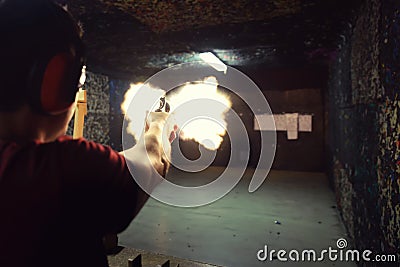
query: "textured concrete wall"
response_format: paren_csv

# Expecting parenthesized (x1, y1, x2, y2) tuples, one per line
(67, 71, 110, 145)
(328, 0, 400, 259)
(378, 0, 400, 255)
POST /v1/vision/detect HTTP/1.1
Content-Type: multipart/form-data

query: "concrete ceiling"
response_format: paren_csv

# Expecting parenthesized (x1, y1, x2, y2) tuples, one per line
(67, 0, 361, 79)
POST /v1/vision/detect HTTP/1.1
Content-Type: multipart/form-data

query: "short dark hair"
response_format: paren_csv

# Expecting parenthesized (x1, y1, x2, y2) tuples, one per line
(0, 0, 83, 111)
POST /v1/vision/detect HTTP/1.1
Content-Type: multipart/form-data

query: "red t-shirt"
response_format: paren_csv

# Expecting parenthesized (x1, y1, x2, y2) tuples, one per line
(0, 136, 148, 267)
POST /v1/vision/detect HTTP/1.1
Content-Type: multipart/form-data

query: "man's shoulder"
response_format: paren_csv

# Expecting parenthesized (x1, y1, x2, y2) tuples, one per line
(53, 136, 110, 153)
(51, 136, 123, 166)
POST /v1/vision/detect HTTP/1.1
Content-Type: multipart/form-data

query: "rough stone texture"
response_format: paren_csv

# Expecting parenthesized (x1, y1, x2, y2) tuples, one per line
(85, 71, 111, 144)
(327, 19, 355, 240)
(380, 2, 400, 100)
(377, 0, 400, 254)
(378, 100, 400, 254)
(328, 0, 400, 261)
(332, 159, 355, 239)
(67, 71, 110, 145)
(67, 0, 359, 78)
(98, 0, 301, 33)
(351, 0, 383, 104)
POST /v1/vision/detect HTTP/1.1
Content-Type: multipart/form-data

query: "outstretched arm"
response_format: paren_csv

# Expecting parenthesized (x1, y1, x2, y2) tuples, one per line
(120, 112, 175, 192)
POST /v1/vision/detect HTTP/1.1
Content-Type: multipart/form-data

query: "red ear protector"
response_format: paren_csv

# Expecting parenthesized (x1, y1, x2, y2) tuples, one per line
(27, 41, 86, 115)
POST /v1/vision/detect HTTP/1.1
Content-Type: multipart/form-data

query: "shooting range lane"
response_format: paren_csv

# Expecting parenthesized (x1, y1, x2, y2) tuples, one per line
(63, 0, 400, 264)
(116, 168, 354, 267)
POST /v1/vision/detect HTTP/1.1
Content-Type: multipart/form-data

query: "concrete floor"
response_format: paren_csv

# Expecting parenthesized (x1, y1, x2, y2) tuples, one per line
(118, 168, 356, 267)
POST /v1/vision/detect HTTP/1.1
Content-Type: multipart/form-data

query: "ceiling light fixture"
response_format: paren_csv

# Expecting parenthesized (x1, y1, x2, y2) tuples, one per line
(199, 52, 227, 74)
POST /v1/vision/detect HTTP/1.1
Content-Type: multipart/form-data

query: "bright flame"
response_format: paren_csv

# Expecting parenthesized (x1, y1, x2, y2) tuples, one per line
(121, 83, 165, 138)
(120, 77, 232, 150)
(168, 77, 231, 150)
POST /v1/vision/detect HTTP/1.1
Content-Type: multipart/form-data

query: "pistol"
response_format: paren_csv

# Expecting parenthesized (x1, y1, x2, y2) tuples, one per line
(155, 96, 170, 113)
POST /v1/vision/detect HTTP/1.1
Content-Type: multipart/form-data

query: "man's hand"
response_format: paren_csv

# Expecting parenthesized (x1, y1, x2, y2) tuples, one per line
(144, 112, 177, 177)
(145, 111, 177, 143)
(120, 111, 177, 196)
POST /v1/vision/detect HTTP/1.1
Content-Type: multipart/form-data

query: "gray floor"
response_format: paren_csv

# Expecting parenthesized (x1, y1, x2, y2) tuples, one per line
(119, 168, 356, 267)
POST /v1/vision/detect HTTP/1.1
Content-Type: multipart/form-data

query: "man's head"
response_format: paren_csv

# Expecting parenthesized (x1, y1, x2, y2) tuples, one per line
(0, 0, 85, 142)
(0, 0, 85, 114)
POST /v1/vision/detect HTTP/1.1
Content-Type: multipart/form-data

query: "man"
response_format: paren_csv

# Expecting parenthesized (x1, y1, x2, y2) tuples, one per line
(0, 0, 174, 266)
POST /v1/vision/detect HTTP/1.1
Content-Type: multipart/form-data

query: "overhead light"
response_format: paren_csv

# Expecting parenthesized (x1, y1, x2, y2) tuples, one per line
(199, 52, 227, 74)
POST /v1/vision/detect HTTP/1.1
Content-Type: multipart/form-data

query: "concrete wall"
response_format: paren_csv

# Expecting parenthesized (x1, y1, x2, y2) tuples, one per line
(265, 88, 325, 171)
(327, 0, 400, 259)
(67, 71, 110, 145)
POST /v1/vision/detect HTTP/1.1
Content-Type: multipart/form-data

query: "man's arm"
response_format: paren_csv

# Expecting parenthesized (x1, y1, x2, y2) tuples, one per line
(58, 112, 175, 237)
(120, 112, 174, 193)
